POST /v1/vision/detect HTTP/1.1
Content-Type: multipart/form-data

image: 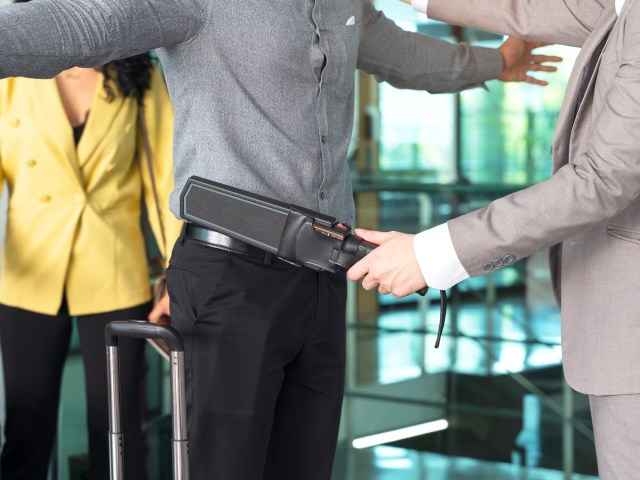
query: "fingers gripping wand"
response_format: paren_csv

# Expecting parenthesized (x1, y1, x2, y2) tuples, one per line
(180, 176, 448, 347)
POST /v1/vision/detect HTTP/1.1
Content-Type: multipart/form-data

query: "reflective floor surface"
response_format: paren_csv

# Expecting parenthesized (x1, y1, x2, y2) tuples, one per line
(332, 445, 597, 480)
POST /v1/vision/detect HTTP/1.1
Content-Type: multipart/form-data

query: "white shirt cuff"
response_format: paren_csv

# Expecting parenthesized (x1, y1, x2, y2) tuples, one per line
(414, 223, 469, 290)
(412, 0, 429, 14)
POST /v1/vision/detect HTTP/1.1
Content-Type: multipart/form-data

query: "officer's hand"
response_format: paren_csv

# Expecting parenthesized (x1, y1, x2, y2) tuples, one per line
(347, 229, 426, 298)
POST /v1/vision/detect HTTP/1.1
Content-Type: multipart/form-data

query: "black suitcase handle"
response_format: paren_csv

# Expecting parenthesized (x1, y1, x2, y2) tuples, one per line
(105, 320, 184, 351)
(105, 320, 189, 480)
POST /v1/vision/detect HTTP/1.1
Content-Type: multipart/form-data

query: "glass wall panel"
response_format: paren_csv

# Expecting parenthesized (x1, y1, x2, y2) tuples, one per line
(460, 39, 579, 184)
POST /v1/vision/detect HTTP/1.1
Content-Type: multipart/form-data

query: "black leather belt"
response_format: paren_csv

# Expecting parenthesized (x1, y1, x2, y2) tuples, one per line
(183, 223, 269, 261)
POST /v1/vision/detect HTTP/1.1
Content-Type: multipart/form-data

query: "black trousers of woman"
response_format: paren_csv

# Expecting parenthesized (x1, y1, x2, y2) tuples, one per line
(0, 301, 149, 480)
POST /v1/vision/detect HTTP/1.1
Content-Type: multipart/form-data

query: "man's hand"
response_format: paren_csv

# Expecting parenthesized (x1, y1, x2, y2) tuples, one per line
(498, 38, 563, 86)
(148, 292, 171, 325)
(347, 229, 427, 298)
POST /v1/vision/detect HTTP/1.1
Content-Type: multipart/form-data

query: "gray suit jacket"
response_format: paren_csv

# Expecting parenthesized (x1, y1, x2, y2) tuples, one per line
(429, 0, 640, 395)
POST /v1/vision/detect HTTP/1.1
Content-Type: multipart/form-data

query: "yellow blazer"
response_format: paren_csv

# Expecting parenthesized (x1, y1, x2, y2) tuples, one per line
(0, 67, 182, 316)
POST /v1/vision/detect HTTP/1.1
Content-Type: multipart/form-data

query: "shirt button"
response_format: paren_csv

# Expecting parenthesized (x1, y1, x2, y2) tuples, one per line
(73, 193, 86, 203)
(105, 163, 116, 172)
(25, 159, 37, 167)
(321, 135, 327, 143)
(10, 118, 20, 128)
(40, 195, 51, 203)
(124, 123, 133, 134)
(320, 192, 325, 200)
(483, 263, 494, 272)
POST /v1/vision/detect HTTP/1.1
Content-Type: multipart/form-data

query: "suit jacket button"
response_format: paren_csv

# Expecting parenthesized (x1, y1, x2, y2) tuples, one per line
(493, 258, 504, 268)
(483, 263, 494, 272)
(503, 254, 514, 264)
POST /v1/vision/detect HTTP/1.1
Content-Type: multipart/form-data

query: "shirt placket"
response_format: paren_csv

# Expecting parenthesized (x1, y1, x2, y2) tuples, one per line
(313, 0, 331, 212)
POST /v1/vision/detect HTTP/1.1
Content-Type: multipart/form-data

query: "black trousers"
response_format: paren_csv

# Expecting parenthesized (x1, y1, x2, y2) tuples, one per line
(166, 234, 347, 480)
(0, 302, 149, 480)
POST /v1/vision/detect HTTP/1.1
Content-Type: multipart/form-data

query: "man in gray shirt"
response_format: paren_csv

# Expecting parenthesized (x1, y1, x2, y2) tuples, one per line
(0, 0, 559, 478)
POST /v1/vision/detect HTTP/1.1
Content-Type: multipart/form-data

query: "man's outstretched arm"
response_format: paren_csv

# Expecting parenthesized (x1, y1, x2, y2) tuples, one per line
(358, 0, 562, 94)
(0, 0, 206, 78)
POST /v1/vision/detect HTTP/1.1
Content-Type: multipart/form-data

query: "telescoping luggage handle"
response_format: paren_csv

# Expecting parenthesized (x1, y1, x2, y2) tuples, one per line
(105, 321, 189, 480)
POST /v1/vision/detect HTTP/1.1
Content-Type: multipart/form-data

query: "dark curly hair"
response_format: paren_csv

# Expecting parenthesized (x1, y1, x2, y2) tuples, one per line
(15, 0, 153, 104)
(100, 55, 153, 105)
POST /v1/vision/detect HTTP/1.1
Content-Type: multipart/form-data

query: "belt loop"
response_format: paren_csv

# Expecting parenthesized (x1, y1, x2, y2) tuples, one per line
(180, 223, 188, 245)
(262, 252, 273, 266)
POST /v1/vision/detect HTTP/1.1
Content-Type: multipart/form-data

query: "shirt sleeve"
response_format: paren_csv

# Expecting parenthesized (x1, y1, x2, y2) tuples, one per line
(412, 0, 429, 14)
(358, 0, 503, 94)
(414, 223, 469, 290)
(0, 0, 207, 79)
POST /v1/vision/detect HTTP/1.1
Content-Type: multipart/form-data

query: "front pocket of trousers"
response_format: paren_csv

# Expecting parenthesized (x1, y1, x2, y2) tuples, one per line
(167, 244, 232, 318)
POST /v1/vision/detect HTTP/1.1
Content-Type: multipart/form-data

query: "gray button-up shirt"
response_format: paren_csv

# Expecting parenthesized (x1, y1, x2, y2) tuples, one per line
(0, 0, 501, 224)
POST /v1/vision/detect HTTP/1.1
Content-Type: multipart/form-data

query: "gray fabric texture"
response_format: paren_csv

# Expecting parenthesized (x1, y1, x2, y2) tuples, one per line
(589, 393, 640, 479)
(0, 0, 502, 225)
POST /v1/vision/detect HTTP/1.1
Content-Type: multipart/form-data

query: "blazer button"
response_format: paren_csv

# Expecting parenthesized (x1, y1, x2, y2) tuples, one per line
(124, 123, 132, 134)
(503, 254, 515, 264)
(493, 258, 504, 268)
(10, 118, 20, 128)
(40, 195, 51, 203)
(483, 263, 494, 272)
(105, 163, 116, 172)
(25, 159, 37, 167)
(73, 193, 86, 204)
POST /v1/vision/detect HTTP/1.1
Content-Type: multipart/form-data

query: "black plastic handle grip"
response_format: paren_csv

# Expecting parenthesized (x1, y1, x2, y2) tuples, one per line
(343, 234, 376, 258)
(105, 320, 184, 352)
(355, 239, 378, 257)
(344, 233, 428, 296)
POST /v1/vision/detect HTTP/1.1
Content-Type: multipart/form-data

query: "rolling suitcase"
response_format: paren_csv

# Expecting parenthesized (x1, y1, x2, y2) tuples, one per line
(105, 320, 189, 480)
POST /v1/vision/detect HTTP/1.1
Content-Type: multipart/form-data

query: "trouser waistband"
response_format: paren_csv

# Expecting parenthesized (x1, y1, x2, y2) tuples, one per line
(182, 223, 271, 263)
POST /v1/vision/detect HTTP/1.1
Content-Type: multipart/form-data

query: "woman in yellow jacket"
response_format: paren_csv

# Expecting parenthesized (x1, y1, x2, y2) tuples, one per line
(0, 35, 181, 480)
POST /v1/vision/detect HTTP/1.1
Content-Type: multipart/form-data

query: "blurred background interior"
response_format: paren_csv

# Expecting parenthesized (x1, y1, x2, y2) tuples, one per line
(0, 1, 599, 479)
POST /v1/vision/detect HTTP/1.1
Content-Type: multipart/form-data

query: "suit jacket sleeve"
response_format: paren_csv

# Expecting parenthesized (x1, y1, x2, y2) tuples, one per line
(0, 0, 206, 79)
(427, 0, 608, 47)
(448, 3, 640, 278)
(357, 0, 503, 93)
(139, 67, 183, 264)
